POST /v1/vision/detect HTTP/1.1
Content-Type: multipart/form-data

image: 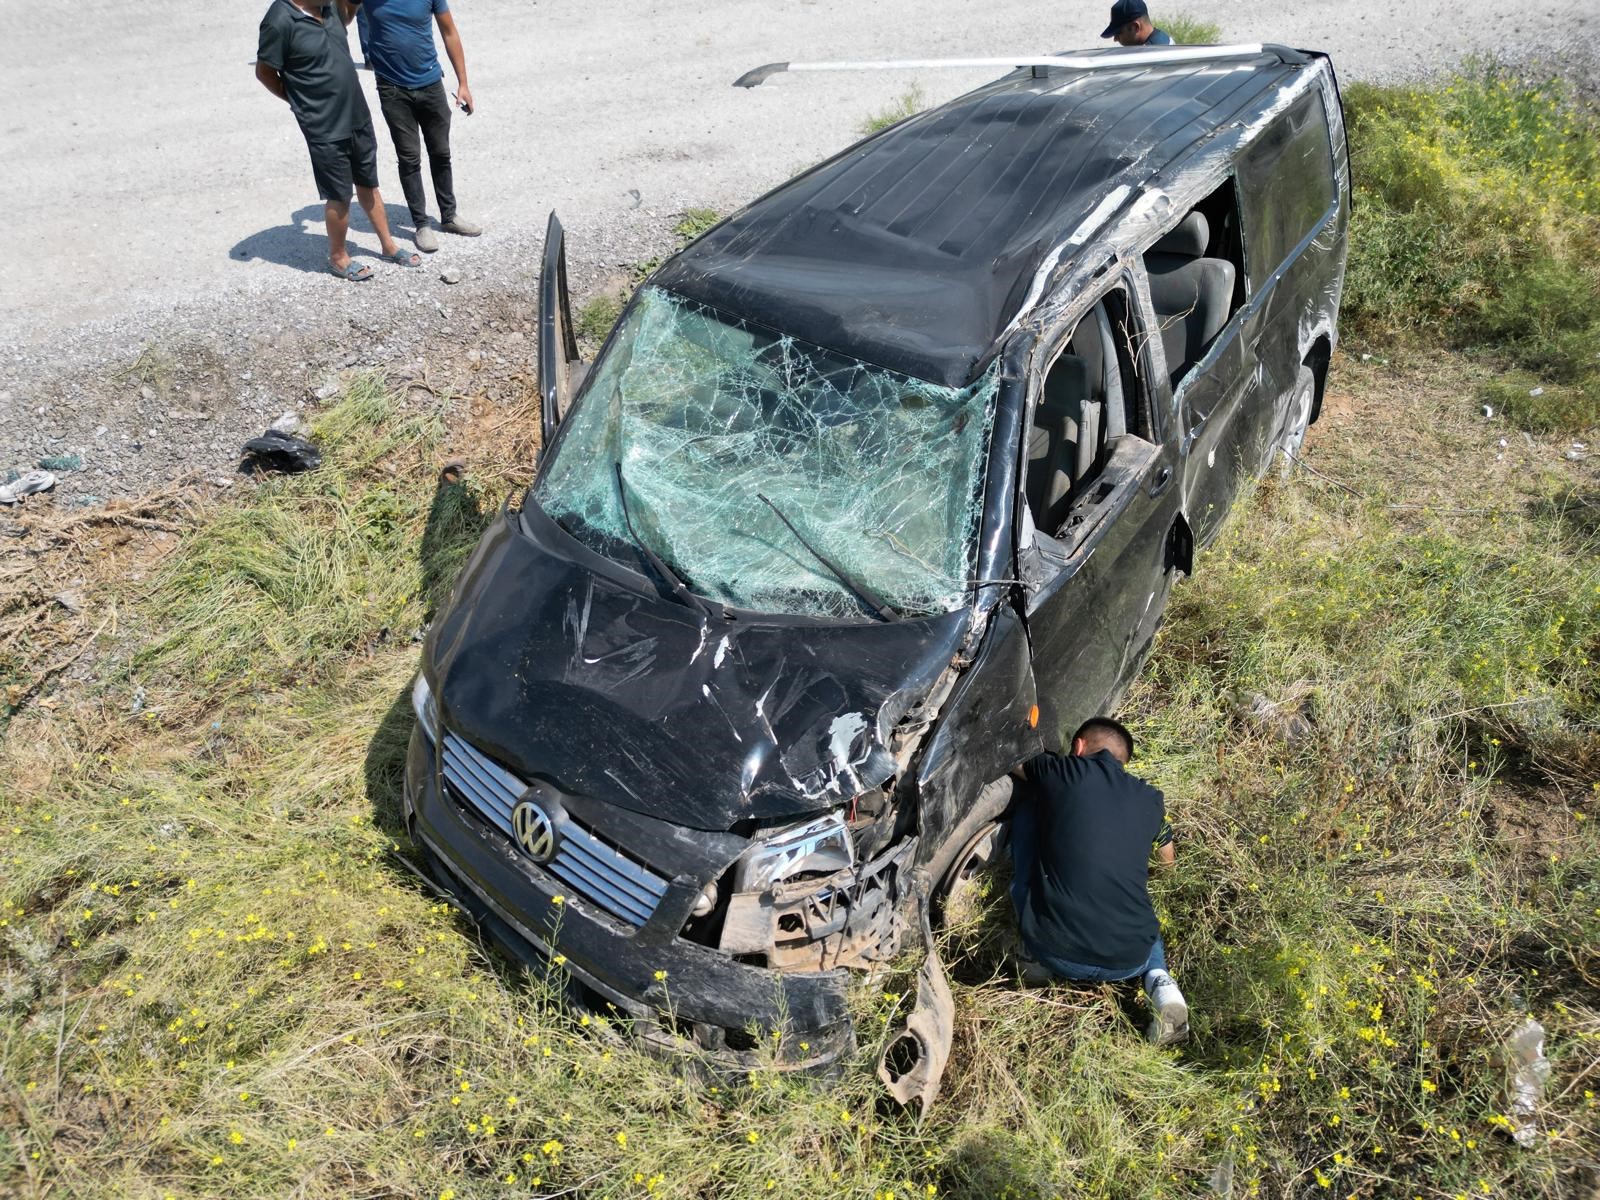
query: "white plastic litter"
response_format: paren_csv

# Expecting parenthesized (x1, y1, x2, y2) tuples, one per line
(1528, 386, 1544, 396)
(1508, 1017, 1551, 1149)
(1481, 404, 1494, 418)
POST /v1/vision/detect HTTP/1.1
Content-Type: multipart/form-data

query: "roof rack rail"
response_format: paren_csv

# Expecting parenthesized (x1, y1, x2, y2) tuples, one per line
(734, 44, 1275, 88)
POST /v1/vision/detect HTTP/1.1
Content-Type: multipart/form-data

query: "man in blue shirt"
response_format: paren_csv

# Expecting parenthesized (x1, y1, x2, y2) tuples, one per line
(346, 0, 480, 252)
(1100, 0, 1175, 46)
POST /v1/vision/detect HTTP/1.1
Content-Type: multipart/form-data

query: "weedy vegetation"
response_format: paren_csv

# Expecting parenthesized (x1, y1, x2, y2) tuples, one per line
(1156, 14, 1223, 45)
(859, 85, 926, 136)
(1343, 62, 1600, 432)
(1, 65, 1597, 1200)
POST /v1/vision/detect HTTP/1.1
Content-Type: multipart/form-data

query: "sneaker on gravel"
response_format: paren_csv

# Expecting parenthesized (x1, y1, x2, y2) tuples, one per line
(1144, 970, 1190, 1045)
(440, 217, 482, 237)
(414, 222, 440, 253)
(0, 470, 57, 505)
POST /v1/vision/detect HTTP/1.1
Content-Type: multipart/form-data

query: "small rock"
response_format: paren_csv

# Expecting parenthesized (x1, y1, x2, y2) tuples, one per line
(54, 590, 86, 614)
(441, 268, 463, 285)
(269, 411, 303, 435)
(93, 425, 108, 439)
(139, 385, 156, 403)
(1497, 438, 1507, 448)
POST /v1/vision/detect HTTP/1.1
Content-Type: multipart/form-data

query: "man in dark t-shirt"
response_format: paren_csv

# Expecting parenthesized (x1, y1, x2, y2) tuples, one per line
(255, 0, 421, 281)
(1011, 716, 1190, 1044)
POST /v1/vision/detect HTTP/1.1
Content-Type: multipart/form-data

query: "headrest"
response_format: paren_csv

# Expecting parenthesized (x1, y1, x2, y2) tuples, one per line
(1149, 211, 1210, 258)
(1041, 355, 1091, 413)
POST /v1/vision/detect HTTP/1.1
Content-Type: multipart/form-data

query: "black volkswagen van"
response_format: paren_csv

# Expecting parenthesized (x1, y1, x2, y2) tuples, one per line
(403, 43, 1349, 1072)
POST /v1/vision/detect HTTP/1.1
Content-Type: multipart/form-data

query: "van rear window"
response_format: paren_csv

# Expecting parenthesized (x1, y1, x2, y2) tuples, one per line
(1238, 92, 1336, 292)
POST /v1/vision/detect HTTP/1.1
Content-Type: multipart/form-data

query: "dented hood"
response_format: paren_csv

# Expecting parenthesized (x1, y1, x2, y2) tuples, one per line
(425, 503, 969, 832)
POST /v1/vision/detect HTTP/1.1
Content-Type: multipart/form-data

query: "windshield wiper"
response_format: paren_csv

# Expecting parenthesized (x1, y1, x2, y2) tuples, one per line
(613, 462, 706, 615)
(757, 493, 899, 622)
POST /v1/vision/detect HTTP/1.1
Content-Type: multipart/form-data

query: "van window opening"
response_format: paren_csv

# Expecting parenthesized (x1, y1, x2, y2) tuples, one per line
(1141, 181, 1245, 390)
(1026, 288, 1150, 535)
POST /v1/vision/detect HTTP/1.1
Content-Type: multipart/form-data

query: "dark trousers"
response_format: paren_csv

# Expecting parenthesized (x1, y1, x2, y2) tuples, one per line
(376, 78, 455, 225)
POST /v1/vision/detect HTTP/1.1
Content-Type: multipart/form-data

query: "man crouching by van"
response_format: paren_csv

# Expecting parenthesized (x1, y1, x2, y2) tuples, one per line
(1010, 716, 1190, 1044)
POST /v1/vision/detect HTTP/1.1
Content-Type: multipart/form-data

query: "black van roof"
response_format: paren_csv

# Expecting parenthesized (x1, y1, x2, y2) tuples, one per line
(653, 49, 1308, 387)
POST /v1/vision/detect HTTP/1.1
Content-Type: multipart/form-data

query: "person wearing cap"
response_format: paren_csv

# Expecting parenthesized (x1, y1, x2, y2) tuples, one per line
(346, 0, 482, 253)
(1101, 0, 1175, 46)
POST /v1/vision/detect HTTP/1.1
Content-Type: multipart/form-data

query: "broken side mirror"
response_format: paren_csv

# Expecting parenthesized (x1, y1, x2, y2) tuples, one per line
(539, 211, 584, 452)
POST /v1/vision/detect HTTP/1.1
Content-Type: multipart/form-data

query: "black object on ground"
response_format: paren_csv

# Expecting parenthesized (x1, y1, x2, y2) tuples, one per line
(240, 428, 322, 474)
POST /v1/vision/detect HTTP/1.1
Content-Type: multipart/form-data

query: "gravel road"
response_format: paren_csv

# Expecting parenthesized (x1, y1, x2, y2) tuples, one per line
(2, 0, 1595, 503)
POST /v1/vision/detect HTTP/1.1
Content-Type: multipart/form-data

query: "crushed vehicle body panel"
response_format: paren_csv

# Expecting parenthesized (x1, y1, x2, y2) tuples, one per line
(428, 504, 976, 829)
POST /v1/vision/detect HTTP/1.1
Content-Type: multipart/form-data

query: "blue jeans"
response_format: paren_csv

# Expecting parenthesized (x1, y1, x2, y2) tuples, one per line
(1010, 793, 1168, 983)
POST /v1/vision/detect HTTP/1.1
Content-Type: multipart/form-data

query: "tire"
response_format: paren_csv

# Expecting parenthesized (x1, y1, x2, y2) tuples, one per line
(1274, 364, 1317, 478)
(933, 820, 1008, 928)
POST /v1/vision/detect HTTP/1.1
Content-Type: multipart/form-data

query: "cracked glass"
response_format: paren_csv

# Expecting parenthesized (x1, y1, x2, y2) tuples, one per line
(533, 286, 1000, 620)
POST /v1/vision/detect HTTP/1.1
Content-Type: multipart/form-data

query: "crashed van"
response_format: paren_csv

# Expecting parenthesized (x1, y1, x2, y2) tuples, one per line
(404, 44, 1349, 1075)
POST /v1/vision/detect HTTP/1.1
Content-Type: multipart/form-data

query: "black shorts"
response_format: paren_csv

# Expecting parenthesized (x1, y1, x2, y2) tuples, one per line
(305, 121, 379, 203)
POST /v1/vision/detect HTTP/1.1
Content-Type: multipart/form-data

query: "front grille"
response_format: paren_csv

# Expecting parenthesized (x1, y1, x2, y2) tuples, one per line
(438, 730, 670, 928)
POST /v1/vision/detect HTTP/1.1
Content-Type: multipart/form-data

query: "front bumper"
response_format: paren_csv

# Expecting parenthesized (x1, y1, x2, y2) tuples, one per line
(402, 725, 856, 1070)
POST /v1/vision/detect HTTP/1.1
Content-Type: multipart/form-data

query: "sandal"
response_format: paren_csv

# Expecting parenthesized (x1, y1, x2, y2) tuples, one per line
(387, 248, 422, 268)
(329, 259, 374, 282)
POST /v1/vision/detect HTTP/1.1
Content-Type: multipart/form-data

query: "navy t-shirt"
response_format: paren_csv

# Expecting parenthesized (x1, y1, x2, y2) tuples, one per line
(1145, 29, 1175, 44)
(1018, 749, 1170, 970)
(358, 0, 448, 89)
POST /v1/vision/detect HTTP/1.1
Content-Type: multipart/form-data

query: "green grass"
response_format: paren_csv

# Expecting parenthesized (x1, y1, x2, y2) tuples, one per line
(1155, 13, 1222, 43)
(1343, 62, 1600, 432)
(859, 84, 925, 136)
(576, 294, 626, 347)
(673, 207, 722, 243)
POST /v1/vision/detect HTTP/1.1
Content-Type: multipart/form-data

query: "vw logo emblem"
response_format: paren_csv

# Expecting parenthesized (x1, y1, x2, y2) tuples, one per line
(511, 801, 556, 864)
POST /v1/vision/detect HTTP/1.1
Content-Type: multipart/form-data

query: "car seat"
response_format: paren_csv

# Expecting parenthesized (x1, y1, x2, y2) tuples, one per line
(1025, 354, 1100, 533)
(1144, 212, 1236, 390)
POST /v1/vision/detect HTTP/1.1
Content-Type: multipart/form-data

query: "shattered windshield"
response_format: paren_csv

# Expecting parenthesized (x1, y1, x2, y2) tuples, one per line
(533, 287, 1000, 620)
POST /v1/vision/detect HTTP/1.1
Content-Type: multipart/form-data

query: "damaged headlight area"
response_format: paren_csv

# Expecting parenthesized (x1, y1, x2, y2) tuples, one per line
(733, 812, 853, 892)
(411, 672, 439, 743)
(697, 810, 913, 972)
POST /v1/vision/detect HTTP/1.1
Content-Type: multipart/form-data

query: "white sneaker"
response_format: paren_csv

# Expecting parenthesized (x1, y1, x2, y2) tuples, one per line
(1144, 970, 1190, 1045)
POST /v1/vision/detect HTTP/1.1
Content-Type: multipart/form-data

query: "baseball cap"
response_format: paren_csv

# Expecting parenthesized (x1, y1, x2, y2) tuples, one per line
(1101, 0, 1150, 38)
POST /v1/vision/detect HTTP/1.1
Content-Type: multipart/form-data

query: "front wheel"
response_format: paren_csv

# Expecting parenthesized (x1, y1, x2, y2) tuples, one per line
(1274, 364, 1317, 478)
(933, 820, 1008, 930)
